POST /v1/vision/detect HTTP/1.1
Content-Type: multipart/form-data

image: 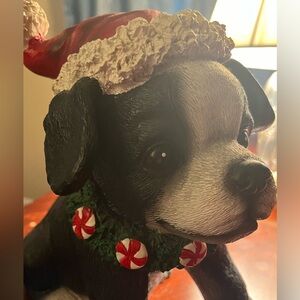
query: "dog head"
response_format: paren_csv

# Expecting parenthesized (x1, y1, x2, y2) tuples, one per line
(44, 58, 276, 244)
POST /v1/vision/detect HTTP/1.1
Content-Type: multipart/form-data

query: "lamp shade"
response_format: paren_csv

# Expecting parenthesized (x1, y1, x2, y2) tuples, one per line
(211, 0, 276, 47)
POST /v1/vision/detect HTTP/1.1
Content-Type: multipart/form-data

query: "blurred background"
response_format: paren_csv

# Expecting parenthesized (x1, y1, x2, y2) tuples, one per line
(24, 0, 277, 201)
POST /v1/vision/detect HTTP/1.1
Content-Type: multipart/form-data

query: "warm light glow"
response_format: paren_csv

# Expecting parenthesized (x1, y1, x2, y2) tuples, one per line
(211, 0, 277, 47)
(252, 0, 277, 46)
(29, 221, 37, 228)
(231, 47, 277, 70)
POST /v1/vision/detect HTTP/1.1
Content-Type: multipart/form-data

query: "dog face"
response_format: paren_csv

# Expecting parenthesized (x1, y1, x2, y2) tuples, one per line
(44, 59, 276, 244)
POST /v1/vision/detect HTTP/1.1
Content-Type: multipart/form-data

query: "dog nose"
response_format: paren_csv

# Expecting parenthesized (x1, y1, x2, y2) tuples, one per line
(228, 159, 272, 195)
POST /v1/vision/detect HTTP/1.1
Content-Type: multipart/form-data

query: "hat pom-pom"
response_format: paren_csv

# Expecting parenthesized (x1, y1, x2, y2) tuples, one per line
(23, 0, 49, 49)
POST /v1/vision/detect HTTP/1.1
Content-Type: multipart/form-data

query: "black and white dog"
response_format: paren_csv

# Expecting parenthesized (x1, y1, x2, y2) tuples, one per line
(24, 58, 276, 300)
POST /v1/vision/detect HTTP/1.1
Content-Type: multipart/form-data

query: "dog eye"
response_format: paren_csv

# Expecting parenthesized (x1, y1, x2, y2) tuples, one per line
(237, 129, 250, 148)
(143, 143, 177, 175)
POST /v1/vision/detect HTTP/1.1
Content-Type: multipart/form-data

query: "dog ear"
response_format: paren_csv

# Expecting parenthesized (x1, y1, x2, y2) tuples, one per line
(224, 59, 275, 132)
(43, 77, 102, 195)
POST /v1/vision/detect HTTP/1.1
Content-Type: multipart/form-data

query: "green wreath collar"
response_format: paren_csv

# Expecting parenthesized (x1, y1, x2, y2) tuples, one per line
(67, 181, 207, 272)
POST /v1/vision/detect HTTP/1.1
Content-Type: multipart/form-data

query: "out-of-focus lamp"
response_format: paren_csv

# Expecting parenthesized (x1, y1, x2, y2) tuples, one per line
(211, 0, 277, 70)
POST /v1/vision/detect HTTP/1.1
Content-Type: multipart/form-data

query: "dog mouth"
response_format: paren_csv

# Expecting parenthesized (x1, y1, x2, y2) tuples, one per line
(155, 218, 258, 244)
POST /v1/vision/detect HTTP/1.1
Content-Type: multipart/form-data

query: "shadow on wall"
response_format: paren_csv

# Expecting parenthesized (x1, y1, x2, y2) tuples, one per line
(24, 0, 65, 199)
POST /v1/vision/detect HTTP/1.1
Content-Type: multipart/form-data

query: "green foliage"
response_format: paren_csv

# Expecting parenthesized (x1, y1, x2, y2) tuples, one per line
(66, 181, 189, 272)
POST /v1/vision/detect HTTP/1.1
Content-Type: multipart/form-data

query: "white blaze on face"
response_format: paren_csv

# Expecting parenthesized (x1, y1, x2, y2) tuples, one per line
(146, 60, 262, 238)
(152, 141, 257, 235)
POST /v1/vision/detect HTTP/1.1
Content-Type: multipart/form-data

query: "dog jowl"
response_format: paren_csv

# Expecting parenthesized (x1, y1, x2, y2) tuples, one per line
(44, 58, 276, 245)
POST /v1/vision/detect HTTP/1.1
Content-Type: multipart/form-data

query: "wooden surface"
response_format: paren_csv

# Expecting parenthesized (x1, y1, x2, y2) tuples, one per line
(24, 194, 276, 300)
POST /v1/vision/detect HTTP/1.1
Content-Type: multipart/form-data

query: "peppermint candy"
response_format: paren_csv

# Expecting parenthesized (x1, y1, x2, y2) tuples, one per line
(115, 238, 148, 270)
(72, 206, 96, 239)
(179, 241, 207, 267)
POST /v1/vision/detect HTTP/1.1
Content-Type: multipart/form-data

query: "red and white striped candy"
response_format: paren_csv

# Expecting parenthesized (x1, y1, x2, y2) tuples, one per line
(115, 238, 148, 270)
(72, 206, 96, 239)
(179, 241, 207, 267)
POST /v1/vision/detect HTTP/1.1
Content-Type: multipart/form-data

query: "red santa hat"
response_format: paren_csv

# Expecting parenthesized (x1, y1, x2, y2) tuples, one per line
(23, 0, 234, 95)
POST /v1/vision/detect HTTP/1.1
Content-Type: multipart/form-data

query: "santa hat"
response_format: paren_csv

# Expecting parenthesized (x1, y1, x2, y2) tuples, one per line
(23, 0, 234, 95)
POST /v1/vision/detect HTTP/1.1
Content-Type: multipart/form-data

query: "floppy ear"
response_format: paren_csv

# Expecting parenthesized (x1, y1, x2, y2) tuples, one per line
(43, 77, 102, 195)
(224, 59, 275, 132)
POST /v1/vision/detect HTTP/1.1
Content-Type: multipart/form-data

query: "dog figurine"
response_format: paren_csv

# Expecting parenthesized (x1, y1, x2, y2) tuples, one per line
(24, 3, 276, 300)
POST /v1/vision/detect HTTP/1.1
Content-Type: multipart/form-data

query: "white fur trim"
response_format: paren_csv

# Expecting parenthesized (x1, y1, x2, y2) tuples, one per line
(23, 0, 49, 49)
(53, 10, 234, 95)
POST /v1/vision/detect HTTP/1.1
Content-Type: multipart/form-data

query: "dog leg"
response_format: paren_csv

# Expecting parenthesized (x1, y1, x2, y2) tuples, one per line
(24, 221, 59, 298)
(187, 244, 250, 300)
(24, 197, 70, 298)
